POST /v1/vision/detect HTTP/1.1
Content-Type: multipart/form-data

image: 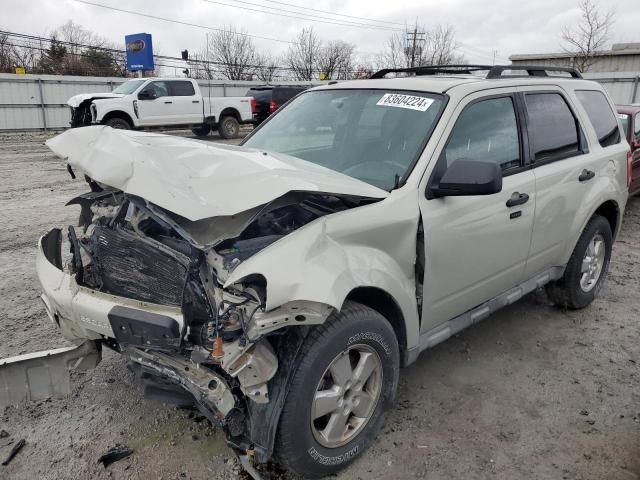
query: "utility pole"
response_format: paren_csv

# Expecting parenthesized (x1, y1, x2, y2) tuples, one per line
(406, 22, 425, 68)
(492, 50, 499, 65)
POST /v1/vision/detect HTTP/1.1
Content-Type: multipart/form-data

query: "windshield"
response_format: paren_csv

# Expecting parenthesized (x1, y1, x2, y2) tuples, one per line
(243, 89, 444, 190)
(618, 113, 630, 140)
(112, 79, 147, 95)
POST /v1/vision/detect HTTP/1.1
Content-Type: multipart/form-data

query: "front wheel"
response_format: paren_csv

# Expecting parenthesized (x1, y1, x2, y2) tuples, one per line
(104, 117, 131, 130)
(546, 214, 613, 309)
(218, 115, 240, 139)
(275, 302, 399, 478)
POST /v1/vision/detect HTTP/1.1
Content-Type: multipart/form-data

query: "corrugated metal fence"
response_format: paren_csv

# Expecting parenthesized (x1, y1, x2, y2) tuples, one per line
(0, 73, 323, 131)
(0, 71, 638, 131)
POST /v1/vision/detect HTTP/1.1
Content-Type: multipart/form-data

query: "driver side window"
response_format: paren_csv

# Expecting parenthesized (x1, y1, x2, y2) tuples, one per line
(147, 81, 169, 98)
(445, 96, 521, 173)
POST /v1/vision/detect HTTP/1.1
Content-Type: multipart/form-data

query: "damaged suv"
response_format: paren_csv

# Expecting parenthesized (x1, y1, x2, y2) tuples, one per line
(6, 65, 631, 478)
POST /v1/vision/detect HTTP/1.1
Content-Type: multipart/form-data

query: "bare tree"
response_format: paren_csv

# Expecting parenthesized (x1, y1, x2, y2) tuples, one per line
(317, 40, 354, 80)
(253, 53, 280, 82)
(562, 0, 614, 72)
(206, 26, 257, 80)
(285, 27, 321, 81)
(378, 23, 464, 71)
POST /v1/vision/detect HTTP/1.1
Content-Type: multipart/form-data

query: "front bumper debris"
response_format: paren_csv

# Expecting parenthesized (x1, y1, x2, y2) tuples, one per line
(0, 341, 101, 408)
(37, 228, 185, 343)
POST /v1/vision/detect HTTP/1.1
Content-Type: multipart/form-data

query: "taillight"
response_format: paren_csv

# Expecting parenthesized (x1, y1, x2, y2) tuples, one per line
(250, 97, 256, 113)
(627, 150, 633, 189)
(269, 100, 278, 113)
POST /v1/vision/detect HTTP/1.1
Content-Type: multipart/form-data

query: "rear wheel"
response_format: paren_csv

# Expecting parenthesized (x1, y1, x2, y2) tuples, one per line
(546, 214, 612, 309)
(104, 117, 131, 130)
(191, 124, 211, 137)
(275, 302, 399, 478)
(218, 115, 240, 139)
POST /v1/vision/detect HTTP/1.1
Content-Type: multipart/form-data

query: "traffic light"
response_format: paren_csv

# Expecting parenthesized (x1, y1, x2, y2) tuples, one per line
(181, 50, 189, 60)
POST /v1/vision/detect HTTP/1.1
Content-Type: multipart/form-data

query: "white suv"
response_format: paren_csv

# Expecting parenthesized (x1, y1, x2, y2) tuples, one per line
(4, 65, 630, 479)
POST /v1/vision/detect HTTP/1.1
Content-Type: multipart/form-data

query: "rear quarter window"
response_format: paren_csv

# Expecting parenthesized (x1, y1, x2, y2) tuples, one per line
(575, 90, 620, 147)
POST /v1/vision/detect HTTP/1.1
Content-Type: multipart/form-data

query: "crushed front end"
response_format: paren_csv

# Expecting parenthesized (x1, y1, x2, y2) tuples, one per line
(36, 184, 367, 462)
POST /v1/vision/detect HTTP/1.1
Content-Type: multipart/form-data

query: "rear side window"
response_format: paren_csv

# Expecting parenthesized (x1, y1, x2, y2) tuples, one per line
(444, 96, 521, 172)
(168, 81, 196, 96)
(635, 113, 640, 136)
(575, 90, 620, 147)
(525, 93, 580, 162)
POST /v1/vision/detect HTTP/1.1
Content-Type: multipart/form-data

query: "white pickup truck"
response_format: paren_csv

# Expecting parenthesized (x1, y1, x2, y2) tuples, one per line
(68, 77, 255, 139)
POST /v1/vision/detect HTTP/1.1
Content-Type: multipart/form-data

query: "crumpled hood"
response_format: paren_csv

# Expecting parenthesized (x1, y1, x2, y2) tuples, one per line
(67, 93, 124, 108)
(46, 126, 388, 221)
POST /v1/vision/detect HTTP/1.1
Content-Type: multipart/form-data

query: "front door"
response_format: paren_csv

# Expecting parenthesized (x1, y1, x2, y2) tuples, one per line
(418, 92, 536, 332)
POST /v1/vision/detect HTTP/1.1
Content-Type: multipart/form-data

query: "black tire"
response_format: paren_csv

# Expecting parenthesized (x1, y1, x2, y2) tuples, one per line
(218, 115, 240, 139)
(275, 301, 399, 478)
(191, 124, 211, 137)
(546, 214, 612, 309)
(104, 117, 131, 130)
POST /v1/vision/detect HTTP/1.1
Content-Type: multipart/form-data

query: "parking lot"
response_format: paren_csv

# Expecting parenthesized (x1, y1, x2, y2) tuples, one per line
(0, 129, 639, 480)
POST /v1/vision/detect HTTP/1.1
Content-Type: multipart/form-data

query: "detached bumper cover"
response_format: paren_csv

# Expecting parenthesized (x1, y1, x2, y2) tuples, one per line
(36, 228, 185, 343)
(0, 341, 101, 408)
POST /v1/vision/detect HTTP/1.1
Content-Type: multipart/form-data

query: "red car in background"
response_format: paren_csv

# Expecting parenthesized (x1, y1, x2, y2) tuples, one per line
(617, 104, 640, 195)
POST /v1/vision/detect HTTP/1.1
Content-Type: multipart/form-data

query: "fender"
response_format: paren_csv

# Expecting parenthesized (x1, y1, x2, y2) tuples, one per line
(225, 189, 422, 353)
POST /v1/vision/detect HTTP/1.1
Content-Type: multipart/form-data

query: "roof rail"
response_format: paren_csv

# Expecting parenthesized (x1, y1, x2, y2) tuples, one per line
(370, 64, 583, 80)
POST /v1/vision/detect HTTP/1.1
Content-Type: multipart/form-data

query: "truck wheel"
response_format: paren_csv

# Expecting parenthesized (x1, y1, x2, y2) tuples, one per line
(276, 301, 399, 478)
(104, 117, 131, 130)
(546, 214, 612, 309)
(191, 124, 211, 137)
(219, 116, 240, 139)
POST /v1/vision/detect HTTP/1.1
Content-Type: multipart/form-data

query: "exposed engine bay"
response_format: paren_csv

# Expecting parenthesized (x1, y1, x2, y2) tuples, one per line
(60, 178, 377, 459)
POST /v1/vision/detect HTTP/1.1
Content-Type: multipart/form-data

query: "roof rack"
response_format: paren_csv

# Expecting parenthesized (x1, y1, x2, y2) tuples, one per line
(370, 64, 583, 80)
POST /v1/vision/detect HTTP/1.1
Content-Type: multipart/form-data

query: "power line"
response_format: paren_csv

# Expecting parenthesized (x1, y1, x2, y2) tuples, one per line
(71, 0, 295, 44)
(253, 0, 406, 26)
(200, 0, 401, 32)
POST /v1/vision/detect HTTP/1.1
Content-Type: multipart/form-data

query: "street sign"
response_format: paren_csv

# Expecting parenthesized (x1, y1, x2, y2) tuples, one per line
(14, 67, 25, 75)
(125, 33, 154, 72)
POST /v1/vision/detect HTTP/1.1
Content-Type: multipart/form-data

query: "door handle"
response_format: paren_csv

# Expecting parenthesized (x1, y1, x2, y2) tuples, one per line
(164, 101, 173, 104)
(578, 169, 595, 182)
(506, 192, 529, 208)
(192, 100, 200, 103)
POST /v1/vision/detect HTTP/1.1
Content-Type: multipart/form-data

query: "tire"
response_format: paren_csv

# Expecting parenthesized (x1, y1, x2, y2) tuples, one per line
(218, 115, 240, 139)
(546, 214, 612, 309)
(191, 124, 211, 137)
(275, 301, 399, 478)
(104, 117, 131, 130)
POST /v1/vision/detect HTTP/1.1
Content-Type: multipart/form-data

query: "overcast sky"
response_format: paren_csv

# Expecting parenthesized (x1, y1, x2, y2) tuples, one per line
(2, 0, 638, 68)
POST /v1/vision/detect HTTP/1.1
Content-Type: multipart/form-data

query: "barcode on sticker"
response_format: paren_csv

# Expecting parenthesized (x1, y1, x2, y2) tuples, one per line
(376, 93, 434, 112)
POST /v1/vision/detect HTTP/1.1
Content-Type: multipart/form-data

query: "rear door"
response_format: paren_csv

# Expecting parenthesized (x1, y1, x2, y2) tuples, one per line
(418, 91, 536, 331)
(166, 80, 203, 124)
(523, 87, 622, 276)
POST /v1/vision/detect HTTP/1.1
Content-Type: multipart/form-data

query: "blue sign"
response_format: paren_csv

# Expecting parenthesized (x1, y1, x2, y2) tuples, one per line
(125, 33, 154, 71)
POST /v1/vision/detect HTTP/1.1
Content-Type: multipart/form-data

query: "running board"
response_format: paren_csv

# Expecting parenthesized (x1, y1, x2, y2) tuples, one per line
(0, 341, 101, 408)
(418, 267, 564, 354)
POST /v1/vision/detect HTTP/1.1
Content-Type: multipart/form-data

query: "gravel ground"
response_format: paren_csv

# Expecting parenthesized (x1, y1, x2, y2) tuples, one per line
(0, 130, 639, 480)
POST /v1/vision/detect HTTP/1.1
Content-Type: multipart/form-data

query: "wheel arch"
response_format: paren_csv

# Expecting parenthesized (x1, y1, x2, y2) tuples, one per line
(593, 199, 620, 239)
(219, 107, 241, 121)
(345, 287, 408, 362)
(101, 110, 134, 128)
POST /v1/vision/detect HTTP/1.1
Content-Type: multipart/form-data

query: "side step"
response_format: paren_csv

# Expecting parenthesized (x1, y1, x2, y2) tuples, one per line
(0, 341, 101, 408)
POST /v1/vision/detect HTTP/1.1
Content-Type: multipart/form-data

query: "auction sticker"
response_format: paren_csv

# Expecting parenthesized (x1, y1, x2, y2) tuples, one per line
(376, 93, 434, 112)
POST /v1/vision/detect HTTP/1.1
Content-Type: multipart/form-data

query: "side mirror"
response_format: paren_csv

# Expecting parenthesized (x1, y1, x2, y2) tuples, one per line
(429, 159, 502, 198)
(138, 89, 157, 100)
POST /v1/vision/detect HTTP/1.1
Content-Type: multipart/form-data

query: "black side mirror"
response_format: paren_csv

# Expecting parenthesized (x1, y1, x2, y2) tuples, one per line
(138, 89, 157, 100)
(430, 159, 502, 198)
